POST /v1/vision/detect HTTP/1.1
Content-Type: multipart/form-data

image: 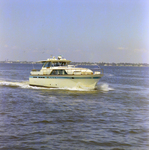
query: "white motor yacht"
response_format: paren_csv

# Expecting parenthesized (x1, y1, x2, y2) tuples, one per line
(29, 56, 103, 89)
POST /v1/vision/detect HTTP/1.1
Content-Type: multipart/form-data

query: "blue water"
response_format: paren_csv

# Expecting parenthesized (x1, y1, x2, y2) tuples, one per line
(0, 63, 149, 149)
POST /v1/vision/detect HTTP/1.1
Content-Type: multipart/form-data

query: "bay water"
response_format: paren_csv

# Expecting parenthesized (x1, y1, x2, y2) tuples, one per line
(0, 63, 149, 149)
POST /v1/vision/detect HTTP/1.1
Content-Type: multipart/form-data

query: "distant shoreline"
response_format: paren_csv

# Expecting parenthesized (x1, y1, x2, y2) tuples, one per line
(0, 61, 149, 67)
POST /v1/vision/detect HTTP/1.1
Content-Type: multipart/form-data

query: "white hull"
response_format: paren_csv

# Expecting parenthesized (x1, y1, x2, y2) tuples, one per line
(29, 56, 104, 90)
(29, 75, 102, 89)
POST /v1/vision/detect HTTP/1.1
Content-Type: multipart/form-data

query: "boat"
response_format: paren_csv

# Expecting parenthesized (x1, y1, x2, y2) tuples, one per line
(29, 56, 103, 89)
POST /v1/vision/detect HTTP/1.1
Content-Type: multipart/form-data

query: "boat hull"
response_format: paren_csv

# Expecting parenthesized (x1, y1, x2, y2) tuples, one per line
(29, 74, 103, 89)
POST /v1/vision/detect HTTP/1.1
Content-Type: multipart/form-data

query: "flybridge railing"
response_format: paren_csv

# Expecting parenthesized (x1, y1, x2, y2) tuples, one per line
(74, 63, 104, 74)
(93, 68, 104, 75)
(31, 63, 104, 75)
(75, 63, 101, 68)
(66, 65, 104, 75)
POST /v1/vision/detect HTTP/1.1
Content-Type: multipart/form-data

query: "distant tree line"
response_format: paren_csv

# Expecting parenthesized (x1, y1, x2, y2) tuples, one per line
(0, 61, 149, 67)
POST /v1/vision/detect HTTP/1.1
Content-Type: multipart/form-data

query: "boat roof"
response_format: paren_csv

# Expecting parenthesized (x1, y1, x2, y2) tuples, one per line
(38, 56, 71, 63)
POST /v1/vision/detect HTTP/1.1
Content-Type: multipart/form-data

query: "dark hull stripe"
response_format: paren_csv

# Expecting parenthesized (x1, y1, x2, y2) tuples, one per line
(29, 76, 101, 79)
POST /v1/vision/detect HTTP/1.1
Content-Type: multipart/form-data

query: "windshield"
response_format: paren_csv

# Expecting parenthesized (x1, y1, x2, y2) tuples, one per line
(43, 62, 52, 67)
(42, 61, 67, 67)
(51, 62, 67, 66)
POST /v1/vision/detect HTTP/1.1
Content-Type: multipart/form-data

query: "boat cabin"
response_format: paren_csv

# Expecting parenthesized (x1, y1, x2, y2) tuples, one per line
(30, 56, 97, 76)
(39, 56, 71, 68)
(50, 69, 67, 75)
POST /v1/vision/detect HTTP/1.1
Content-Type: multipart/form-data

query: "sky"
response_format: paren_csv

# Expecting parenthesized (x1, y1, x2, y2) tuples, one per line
(0, 0, 149, 63)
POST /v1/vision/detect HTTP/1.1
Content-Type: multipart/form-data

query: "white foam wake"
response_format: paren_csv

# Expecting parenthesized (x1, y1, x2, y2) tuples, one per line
(0, 80, 114, 92)
(0, 80, 48, 90)
(0, 80, 94, 91)
(97, 83, 115, 92)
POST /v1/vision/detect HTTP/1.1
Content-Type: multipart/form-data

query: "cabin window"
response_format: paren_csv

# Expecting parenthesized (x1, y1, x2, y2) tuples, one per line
(42, 61, 67, 67)
(43, 62, 51, 68)
(52, 62, 61, 66)
(42, 62, 45, 67)
(60, 62, 66, 66)
(50, 70, 67, 75)
(51, 62, 67, 66)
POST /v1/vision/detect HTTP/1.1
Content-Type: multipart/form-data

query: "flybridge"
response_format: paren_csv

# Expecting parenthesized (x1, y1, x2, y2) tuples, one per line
(38, 56, 71, 68)
(38, 56, 71, 64)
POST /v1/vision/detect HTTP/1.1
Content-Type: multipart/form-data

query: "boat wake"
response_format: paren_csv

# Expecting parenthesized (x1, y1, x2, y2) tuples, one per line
(0, 80, 114, 92)
(97, 83, 115, 92)
(0, 80, 47, 90)
(0, 80, 25, 88)
(0, 80, 94, 91)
